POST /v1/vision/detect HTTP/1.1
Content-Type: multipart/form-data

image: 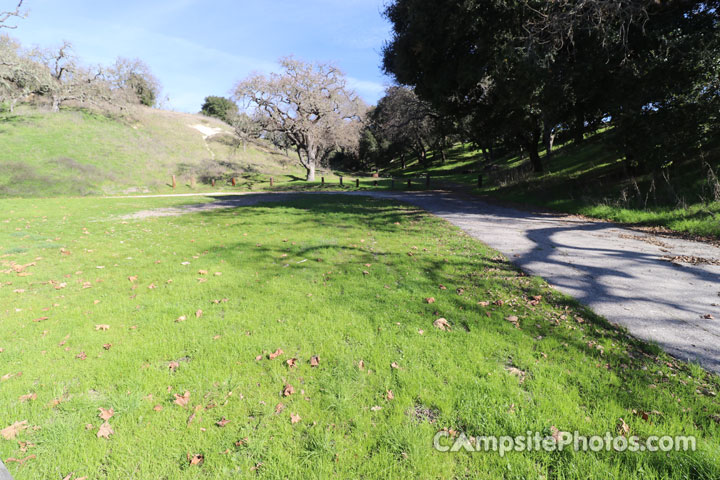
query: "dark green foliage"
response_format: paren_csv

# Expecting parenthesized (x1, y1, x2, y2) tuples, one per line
(200, 95, 239, 124)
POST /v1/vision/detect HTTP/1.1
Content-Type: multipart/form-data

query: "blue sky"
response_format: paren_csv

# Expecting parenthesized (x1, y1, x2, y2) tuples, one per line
(7, 0, 393, 112)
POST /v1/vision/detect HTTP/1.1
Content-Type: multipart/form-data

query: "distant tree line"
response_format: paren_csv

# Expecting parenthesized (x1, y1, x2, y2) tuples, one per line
(377, 0, 720, 175)
(0, 35, 161, 113)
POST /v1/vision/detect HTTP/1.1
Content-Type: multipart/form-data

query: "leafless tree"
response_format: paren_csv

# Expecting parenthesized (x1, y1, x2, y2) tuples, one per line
(0, 1, 25, 29)
(234, 57, 366, 181)
(231, 112, 261, 152)
(0, 35, 51, 111)
(31, 41, 113, 111)
(107, 57, 161, 106)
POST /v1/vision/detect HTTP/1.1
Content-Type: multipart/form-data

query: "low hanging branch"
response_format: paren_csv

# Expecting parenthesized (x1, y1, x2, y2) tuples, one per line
(0, 0, 25, 29)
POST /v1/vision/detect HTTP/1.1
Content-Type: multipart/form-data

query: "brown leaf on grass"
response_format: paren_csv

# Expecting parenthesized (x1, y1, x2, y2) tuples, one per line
(425, 297, 436, 304)
(195, 309, 203, 318)
(456, 288, 464, 295)
(439, 285, 447, 290)
(19, 393, 37, 403)
(310, 356, 320, 367)
(103, 343, 112, 350)
(478, 301, 490, 307)
(153, 405, 163, 411)
(32, 317, 49, 323)
(268, 348, 284, 360)
(216, 417, 230, 428)
(97, 421, 114, 439)
(128, 276, 138, 283)
(168, 361, 179, 372)
(188, 453, 204, 466)
(95, 325, 110, 331)
(290, 413, 301, 424)
(286, 358, 297, 368)
(198, 270, 208, 275)
(358, 360, 365, 370)
(275, 403, 286, 414)
(390, 362, 401, 370)
(386, 390, 394, 401)
(98, 408, 114, 421)
(176, 315, 187, 323)
(76, 352, 87, 360)
(362, 270, 370, 275)
(174, 391, 191, 407)
(5, 455, 35, 465)
(255, 355, 263, 361)
(283, 384, 295, 397)
(505, 366, 527, 384)
(1, 420, 28, 439)
(370, 405, 382, 411)
(148, 283, 156, 289)
(433, 318, 451, 331)
(506, 316, 520, 329)
(617, 418, 630, 437)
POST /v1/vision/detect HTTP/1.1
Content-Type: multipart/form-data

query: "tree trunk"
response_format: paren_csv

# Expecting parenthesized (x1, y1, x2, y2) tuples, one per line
(573, 104, 584, 144)
(523, 130, 543, 173)
(306, 163, 316, 181)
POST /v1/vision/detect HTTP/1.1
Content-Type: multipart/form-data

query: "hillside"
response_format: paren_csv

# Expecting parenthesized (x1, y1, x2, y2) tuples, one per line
(0, 106, 302, 197)
(385, 131, 720, 238)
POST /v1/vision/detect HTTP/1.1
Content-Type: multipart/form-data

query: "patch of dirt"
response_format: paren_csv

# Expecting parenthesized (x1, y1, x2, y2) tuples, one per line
(408, 404, 439, 424)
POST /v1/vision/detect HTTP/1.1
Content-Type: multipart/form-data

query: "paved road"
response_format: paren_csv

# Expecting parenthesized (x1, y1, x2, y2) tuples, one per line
(122, 191, 720, 372)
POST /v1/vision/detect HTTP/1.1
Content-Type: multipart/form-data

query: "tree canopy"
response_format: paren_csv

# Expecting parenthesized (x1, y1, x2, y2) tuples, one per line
(234, 57, 366, 181)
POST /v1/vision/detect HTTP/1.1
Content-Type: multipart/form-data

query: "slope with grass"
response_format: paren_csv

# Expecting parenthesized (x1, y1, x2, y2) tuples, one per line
(0, 106, 304, 197)
(385, 132, 720, 238)
(0, 195, 718, 478)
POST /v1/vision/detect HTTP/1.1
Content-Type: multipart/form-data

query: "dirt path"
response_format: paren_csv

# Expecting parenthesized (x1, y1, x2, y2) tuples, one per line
(120, 191, 720, 372)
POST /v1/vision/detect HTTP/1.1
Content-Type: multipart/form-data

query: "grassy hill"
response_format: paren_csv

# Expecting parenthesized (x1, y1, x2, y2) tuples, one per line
(0, 106, 303, 197)
(385, 131, 720, 238)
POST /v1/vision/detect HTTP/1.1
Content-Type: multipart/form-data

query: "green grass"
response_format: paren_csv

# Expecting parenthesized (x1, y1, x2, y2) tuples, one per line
(384, 133, 720, 238)
(0, 194, 719, 478)
(0, 106, 306, 197)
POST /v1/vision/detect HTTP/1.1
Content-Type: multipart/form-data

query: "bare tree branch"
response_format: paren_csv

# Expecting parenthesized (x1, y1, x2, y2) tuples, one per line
(0, 0, 25, 29)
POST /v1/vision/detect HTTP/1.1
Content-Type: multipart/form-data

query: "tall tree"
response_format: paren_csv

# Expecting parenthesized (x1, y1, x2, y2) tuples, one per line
(233, 57, 366, 181)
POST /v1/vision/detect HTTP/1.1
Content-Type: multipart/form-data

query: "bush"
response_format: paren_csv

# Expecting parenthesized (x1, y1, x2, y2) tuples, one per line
(200, 96, 238, 124)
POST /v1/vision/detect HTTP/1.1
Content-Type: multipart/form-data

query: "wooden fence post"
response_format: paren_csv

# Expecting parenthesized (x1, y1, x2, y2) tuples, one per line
(190, 176, 196, 189)
(172, 175, 176, 189)
(270, 177, 274, 187)
(321, 177, 325, 185)
(232, 177, 236, 186)
(339, 176, 343, 186)
(212, 179, 215, 187)
(356, 178, 360, 188)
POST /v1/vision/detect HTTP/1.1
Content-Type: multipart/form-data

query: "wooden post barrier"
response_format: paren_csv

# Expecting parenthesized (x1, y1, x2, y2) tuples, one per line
(321, 177, 325, 185)
(212, 179, 215, 187)
(232, 177, 236, 186)
(356, 178, 360, 188)
(339, 176, 343, 186)
(172, 175, 176, 189)
(190, 176, 196, 189)
(270, 177, 274, 187)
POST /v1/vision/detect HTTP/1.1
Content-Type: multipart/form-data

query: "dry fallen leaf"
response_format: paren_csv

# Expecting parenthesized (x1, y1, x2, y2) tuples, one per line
(174, 391, 191, 407)
(275, 403, 285, 414)
(426, 297, 436, 304)
(1, 420, 28, 440)
(95, 325, 110, 331)
(283, 384, 295, 397)
(195, 309, 203, 319)
(269, 348, 284, 360)
(386, 390, 394, 401)
(176, 315, 186, 323)
(216, 417, 230, 428)
(168, 361, 179, 372)
(310, 355, 320, 367)
(153, 405, 163, 411)
(358, 360, 365, 370)
(97, 422, 114, 439)
(189, 454, 204, 466)
(76, 352, 87, 360)
(433, 318, 451, 331)
(98, 408, 114, 421)
(506, 316, 520, 328)
(618, 418, 630, 437)
(19, 393, 37, 403)
(390, 362, 401, 370)
(286, 358, 297, 368)
(370, 406, 382, 412)
(290, 413, 301, 424)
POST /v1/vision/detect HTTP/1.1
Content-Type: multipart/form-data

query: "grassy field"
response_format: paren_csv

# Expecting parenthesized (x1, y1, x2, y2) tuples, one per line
(0, 107, 306, 197)
(1, 194, 719, 479)
(385, 133, 720, 238)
